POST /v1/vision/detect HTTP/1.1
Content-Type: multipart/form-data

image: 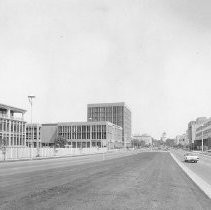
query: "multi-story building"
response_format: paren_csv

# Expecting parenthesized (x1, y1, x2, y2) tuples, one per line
(187, 117, 207, 150)
(87, 102, 131, 146)
(26, 123, 41, 147)
(57, 121, 122, 148)
(188, 121, 197, 148)
(195, 117, 211, 150)
(0, 103, 26, 147)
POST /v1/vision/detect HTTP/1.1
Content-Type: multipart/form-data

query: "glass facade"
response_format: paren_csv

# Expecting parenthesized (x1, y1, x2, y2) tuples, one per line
(57, 122, 122, 148)
(87, 103, 131, 145)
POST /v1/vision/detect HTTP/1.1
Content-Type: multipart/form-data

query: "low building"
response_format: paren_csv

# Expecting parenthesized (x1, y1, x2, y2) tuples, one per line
(26, 123, 42, 148)
(57, 121, 122, 148)
(0, 103, 26, 147)
(132, 134, 152, 146)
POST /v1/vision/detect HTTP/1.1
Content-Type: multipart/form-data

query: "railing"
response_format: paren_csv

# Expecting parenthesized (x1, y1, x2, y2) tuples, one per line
(0, 114, 8, 118)
(0, 114, 24, 121)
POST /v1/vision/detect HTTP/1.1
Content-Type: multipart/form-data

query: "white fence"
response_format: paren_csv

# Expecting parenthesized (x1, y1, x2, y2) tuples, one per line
(0, 147, 108, 161)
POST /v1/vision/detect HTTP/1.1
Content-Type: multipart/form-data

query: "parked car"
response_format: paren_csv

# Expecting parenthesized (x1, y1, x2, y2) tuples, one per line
(184, 153, 199, 163)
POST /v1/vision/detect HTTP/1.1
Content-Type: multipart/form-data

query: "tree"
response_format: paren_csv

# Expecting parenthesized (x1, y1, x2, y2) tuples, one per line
(54, 136, 68, 148)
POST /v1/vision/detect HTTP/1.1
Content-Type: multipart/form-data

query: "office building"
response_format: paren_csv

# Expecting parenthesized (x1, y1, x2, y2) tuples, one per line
(195, 118, 211, 150)
(57, 121, 122, 148)
(0, 103, 26, 146)
(26, 123, 42, 147)
(87, 102, 131, 146)
(187, 117, 207, 150)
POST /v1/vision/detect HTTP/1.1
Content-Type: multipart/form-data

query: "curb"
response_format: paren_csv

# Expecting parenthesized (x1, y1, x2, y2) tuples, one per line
(170, 152, 211, 199)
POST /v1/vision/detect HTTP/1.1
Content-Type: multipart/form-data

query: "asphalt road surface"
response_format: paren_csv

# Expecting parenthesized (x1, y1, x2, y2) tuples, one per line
(0, 151, 211, 210)
(172, 149, 211, 186)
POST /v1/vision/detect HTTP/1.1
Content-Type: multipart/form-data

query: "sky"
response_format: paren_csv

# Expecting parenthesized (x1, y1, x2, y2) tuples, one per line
(1, 0, 211, 139)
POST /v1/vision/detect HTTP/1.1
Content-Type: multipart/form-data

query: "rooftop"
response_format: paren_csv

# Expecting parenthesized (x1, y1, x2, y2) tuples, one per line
(0, 103, 26, 113)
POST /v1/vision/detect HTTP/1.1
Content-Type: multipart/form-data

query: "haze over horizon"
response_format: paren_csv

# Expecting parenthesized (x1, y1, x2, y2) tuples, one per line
(1, 0, 211, 139)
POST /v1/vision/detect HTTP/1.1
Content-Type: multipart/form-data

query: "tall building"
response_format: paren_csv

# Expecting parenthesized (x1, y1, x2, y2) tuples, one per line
(87, 102, 131, 146)
(57, 121, 122, 148)
(26, 123, 41, 147)
(0, 103, 26, 147)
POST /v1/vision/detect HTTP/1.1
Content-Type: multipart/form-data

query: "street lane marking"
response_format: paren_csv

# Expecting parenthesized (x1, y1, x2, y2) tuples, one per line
(170, 152, 211, 199)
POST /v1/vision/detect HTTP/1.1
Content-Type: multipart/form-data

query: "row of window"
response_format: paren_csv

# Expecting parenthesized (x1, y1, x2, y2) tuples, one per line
(0, 133, 25, 146)
(59, 131, 107, 140)
(196, 128, 211, 138)
(0, 120, 25, 132)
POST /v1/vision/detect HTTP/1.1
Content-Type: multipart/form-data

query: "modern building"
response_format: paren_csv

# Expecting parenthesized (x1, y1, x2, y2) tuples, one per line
(195, 118, 211, 150)
(26, 123, 42, 148)
(57, 121, 122, 148)
(188, 121, 197, 148)
(40, 123, 58, 147)
(87, 102, 131, 146)
(187, 117, 207, 150)
(0, 103, 26, 147)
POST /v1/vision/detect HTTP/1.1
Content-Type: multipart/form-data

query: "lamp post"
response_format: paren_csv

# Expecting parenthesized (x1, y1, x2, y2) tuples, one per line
(28, 95, 35, 158)
(201, 124, 204, 152)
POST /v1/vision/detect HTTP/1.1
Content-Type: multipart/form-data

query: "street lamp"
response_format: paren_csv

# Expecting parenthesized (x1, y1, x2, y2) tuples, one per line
(28, 95, 35, 158)
(201, 124, 204, 152)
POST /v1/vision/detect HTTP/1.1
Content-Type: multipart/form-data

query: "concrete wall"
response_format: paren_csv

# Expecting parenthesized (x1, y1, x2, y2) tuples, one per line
(0, 147, 108, 161)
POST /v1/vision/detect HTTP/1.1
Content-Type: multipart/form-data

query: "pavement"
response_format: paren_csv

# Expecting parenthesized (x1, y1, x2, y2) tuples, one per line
(0, 151, 211, 210)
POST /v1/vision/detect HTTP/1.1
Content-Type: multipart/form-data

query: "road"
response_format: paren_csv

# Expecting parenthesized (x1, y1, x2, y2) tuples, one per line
(172, 149, 211, 186)
(0, 151, 211, 210)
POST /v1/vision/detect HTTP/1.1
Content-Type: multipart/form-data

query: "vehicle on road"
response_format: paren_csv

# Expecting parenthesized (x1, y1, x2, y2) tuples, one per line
(184, 153, 199, 163)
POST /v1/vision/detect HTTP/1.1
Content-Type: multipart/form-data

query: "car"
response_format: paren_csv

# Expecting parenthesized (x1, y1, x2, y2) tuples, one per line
(184, 153, 199, 163)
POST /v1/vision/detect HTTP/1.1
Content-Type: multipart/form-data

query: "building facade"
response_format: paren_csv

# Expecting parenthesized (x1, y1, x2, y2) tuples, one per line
(40, 123, 58, 147)
(187, 117, 207, 150)
(26, 123, 41, 147)
(0, 103, 26, 147)
(57, 121, 122, 148)
(195, 118, 211, 150)
(87, 102, 131, 146)
(188, 121, 196, 148)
